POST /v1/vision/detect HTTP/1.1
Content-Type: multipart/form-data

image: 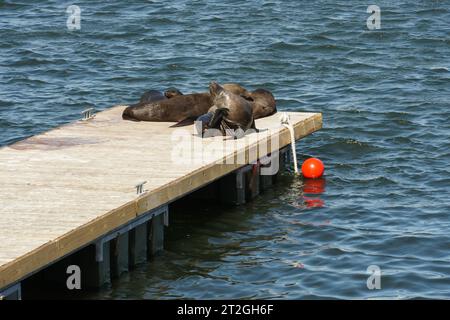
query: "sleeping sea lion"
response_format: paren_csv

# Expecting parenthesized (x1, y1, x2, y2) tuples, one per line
(123, 92, 212, 125)
(248, 88, 277, 119)
(123, 83, 251, 126)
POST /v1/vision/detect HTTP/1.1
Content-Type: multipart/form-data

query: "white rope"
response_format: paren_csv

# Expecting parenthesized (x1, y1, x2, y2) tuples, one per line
(280, 113, 299, 175)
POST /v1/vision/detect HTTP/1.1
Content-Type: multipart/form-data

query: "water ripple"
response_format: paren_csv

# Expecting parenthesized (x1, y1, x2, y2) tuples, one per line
(1, 0, 449, 300)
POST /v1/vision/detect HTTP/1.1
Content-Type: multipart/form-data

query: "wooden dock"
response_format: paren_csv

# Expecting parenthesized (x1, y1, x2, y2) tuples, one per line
(0, 105, 322, 299)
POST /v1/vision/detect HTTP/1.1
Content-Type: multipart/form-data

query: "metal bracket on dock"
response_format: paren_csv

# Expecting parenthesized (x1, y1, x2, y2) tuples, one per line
(0, 283, 22, 300)
(135, 181, 147, 195)
(81, 108, 95, 121)
(94, 205, 168, 262)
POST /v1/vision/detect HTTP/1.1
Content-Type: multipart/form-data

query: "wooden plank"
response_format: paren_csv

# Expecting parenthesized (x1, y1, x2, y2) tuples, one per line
(0, 105, 322, 290)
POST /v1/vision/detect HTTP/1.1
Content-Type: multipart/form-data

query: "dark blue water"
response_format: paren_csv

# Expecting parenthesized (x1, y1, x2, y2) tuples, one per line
(1, 1, 449, 299)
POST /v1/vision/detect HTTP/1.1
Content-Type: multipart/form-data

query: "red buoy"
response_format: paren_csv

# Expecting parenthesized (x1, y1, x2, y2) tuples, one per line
(301, 158, 324, 179)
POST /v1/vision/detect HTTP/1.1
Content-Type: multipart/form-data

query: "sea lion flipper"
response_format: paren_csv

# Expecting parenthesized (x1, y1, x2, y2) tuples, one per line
(208, 107, 229, 129)
(250, 119, 259, 132)
(170, 116, 197, 127)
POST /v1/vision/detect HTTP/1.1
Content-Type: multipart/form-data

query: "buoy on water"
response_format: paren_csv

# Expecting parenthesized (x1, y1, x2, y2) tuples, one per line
(301, 158, 325, 179)
(279, 113, 325, 178)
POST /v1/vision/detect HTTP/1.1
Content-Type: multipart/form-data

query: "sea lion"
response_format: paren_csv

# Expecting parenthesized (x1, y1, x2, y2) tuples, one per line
(164, 87, 183, 99)
(212, 85, 276, 119)
(196, 86, 276, 122)
(202, 81, 257, 138)
(249, 88, 277, 119)
(139, 88, 183, 103)
(123, 92, 212, 125)
(123, 83, 251, 126)
(139, 90, 166, 104)
(222, 83, 252, 101)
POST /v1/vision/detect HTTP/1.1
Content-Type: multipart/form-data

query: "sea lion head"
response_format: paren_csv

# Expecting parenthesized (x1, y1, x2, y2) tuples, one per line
(164, 87, 183, 99)
(209, 81, 240, 112)
(209, 81, 223, 96)
(222, 83, 253, 101)
(250, 88, 277, 119)
(209, 81, 228, 103)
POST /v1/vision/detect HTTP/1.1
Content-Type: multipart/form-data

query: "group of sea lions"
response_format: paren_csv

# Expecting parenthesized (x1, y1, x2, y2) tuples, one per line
(122, 81, 277, 138)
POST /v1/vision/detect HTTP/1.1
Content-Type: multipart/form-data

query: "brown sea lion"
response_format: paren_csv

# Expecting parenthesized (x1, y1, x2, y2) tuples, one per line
(123, 92, 212, 125)
(249, 88, 277, 119)
(139, 90, 166, 104)
(123, 83, 251, 126)
(212, 85, 276, 119)
(222, 83, 252, 101)
(204, 82, 257, 138)
(139, 88, 183, 104)
(196, 85, 276, 121)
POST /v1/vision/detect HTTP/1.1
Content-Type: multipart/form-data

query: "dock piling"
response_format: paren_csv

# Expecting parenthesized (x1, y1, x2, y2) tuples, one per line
(274, 146, 288, 182)
(219, 169, 246, 205)
(149, 214, 165, 256)
(110, 233, 129, 278)
(260, 164, 274, 191)
(82, 242, 111, 288)
(129, 224, 148, 268)
(245, 164, 260, 201)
